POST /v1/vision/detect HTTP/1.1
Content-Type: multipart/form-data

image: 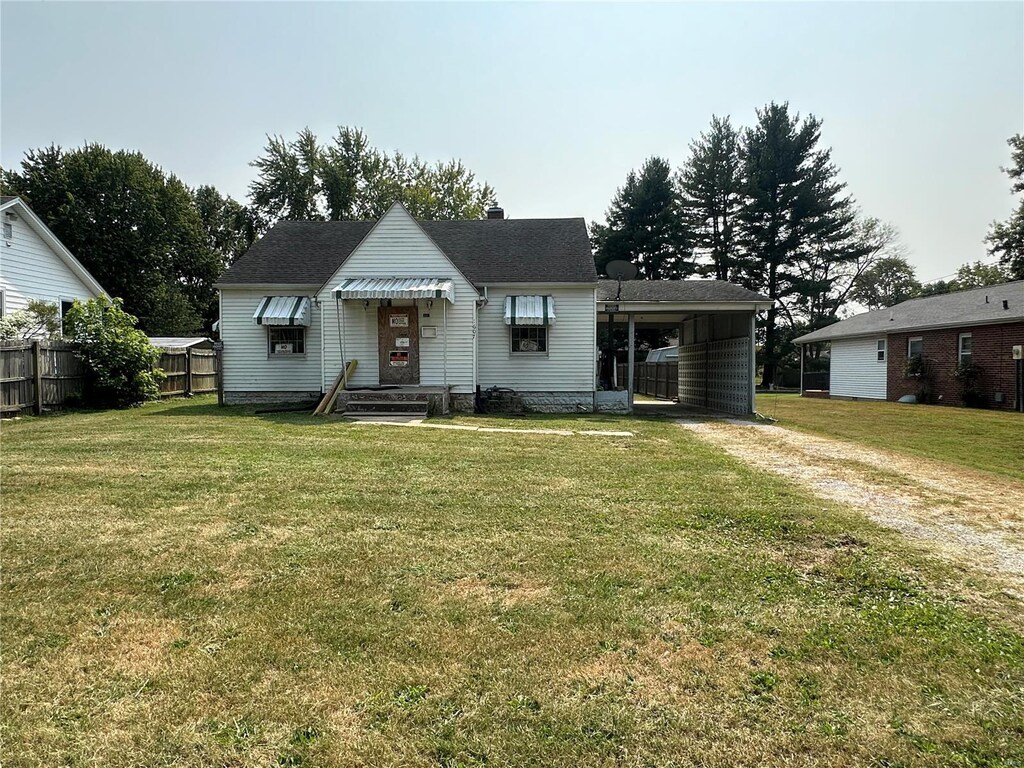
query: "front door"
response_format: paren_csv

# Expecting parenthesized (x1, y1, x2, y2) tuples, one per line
(378, 306, 420, 385)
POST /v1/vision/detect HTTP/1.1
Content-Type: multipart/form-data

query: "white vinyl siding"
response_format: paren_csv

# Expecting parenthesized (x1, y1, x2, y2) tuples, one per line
(220, 288, 322, 393)
(830, 337, 888, 400)
(318, 205, 478, 392)
(0, 214, 101, 317)
(478, 284, 597, 391)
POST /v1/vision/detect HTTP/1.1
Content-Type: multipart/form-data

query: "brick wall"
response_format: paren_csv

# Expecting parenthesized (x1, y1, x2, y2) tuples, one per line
(886, 321, 1024, 410)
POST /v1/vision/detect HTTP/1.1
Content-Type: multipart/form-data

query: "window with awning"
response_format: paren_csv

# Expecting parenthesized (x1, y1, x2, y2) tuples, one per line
(253, 296, 312, 326)
(332, 277, 455, 303)
(504, 295, 555, 326)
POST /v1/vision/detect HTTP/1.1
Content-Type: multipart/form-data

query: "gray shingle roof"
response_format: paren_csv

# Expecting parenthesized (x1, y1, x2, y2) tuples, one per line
(0, 195, 17, 205)
(795, 280, 1024, 343)
(597, 279, 769, 303)
(218, 217, 597, 287)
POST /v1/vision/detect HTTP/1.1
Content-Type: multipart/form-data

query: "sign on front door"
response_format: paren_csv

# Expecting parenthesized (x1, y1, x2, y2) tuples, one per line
(378, 307, 420, 385)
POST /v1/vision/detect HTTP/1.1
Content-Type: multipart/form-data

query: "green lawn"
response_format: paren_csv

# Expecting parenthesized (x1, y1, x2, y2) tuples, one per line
(2, 396, 1023, 767)
(758, 394, 1024, 482)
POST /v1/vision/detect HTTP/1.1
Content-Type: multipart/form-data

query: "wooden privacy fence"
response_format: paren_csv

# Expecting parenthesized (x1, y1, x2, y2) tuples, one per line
(615, 361, 679, 400)
(157, 348, 217, 397)
(1, 341, 218, 415)
(1, 340, 86, 415)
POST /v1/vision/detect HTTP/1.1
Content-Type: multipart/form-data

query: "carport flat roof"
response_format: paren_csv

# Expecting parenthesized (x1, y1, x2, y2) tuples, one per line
(597, 279, 770, 305)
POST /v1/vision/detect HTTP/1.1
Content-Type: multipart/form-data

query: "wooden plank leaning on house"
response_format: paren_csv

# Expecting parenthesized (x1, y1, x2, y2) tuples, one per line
(313, 360, 358, 416)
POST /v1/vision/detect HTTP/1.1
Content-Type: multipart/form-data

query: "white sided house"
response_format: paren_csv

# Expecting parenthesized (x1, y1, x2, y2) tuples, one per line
(216, 202, 770, 415)
(216, 202, 599, 412)
(0, 196, 107, 326)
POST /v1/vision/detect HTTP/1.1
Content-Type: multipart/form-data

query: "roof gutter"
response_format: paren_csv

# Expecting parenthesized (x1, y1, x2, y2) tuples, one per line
(795, 314, 1024, 345)
(215, 283, 321, 291)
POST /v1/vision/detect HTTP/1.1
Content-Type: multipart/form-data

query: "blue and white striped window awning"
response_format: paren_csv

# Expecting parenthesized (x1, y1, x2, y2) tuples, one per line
(504, 295, 556, 326)
(332, 277, 455, 303)
(253, 296, 312, 326)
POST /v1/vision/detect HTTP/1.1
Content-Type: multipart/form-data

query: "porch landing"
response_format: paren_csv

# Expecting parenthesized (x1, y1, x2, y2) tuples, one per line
(336, 386, 453, 417)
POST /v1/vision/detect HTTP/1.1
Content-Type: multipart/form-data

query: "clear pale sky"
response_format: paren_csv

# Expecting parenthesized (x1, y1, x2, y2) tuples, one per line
(2, 1, 1021, 282)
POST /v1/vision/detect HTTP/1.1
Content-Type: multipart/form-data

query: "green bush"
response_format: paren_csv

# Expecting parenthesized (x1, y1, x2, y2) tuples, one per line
(0, 299, 61, 340)
(953, 361, 986, 408)
(64, 297, 164, 407)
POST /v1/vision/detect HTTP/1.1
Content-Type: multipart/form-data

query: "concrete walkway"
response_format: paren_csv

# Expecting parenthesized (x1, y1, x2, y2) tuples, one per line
(342, 415, 633, 438)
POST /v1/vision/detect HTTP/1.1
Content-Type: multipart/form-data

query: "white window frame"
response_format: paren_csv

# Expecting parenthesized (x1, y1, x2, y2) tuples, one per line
(267, 326, 306, 357)
(958, 333, 972, 366)
(907, 336, 923, 359)
(509, 325, 549, 356)
(876, 339, 886, 362)
(59, 297, 76, 336)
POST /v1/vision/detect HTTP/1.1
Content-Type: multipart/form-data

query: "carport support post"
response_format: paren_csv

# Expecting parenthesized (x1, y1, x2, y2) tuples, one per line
(627, 313, 635, 408)
(798, 342, 804, 397)
(749, 312, 757, 415)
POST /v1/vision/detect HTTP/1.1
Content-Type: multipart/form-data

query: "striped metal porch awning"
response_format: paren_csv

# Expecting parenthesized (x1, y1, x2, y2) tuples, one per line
(332, 277, 455, 303)
(504, 295, 556, 326)
(252, 296, 312, 326)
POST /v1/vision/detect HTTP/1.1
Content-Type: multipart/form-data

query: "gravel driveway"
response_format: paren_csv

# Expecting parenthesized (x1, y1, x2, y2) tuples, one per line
(677, 416, 1024, 593)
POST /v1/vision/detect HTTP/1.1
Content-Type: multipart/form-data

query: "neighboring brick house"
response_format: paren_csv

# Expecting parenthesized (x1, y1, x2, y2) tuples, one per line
(795, 281, 1024, 412)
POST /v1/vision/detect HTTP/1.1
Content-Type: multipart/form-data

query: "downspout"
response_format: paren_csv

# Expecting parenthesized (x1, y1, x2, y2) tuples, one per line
(443, 299, 448, 391)
(319, 295, 325, 394)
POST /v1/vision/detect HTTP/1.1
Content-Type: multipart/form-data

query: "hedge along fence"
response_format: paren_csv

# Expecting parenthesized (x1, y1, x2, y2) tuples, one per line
(0, 341, 218, 415)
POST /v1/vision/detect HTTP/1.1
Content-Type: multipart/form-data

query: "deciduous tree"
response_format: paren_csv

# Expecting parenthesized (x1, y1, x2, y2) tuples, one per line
(3, 144, 219, 335)
(851, 255, 921, 309)
(248, 126, 495, 225)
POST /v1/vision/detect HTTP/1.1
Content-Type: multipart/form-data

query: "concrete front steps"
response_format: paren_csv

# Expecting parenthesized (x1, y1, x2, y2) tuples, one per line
(338, 388, 438, 418)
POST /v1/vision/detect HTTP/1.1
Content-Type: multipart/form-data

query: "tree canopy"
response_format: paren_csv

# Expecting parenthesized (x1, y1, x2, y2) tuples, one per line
(2, 144, 220, 335)
(2, 128, 494, 334)
(985, 134, 1024, 279)
(591, 157, 690, 279)
(248, 126, 496, 225)
(679, 116, 742, 281)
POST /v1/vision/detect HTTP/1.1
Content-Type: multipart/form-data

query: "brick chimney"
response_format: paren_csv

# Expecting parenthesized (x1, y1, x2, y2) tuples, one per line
(486, 205, 504, 220)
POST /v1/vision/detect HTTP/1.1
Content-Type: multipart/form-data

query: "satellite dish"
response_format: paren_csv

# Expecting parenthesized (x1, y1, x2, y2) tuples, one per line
(605, 260, 638, 280)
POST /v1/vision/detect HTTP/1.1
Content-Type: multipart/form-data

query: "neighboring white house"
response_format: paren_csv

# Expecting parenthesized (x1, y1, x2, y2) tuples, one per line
(216, 202, 771, 415)
(0, 196, 107, 327)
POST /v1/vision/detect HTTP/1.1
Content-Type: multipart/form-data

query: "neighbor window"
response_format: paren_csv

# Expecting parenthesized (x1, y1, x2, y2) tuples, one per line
(60, 299, 75, 335)
(268, 327, 305, 355)
(0, 289, 5, 318)
(958, 333, 972, 366)
(510, 325, 547, 354)
(2, 222, 12, 240)
(907, 337, 923, 358)
(876, 339, 886, 362)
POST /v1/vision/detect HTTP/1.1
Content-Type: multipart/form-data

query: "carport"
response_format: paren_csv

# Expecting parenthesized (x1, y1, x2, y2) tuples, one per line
(596, 280, 772, 415)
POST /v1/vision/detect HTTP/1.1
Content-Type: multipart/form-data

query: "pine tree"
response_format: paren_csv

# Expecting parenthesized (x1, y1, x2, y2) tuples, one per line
(678, 116, 742, 281)
(985, 134, 1024, 279)
(737, 103, 861, 386)
(592, 157, 691, 279)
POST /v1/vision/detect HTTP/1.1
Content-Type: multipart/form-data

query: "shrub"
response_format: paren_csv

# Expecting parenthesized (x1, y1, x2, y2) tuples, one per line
(904, 355, 937, 404)
(0, 299, 61, 340)
(64, 297, 164, 407)
(953, 361, 986, 408)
